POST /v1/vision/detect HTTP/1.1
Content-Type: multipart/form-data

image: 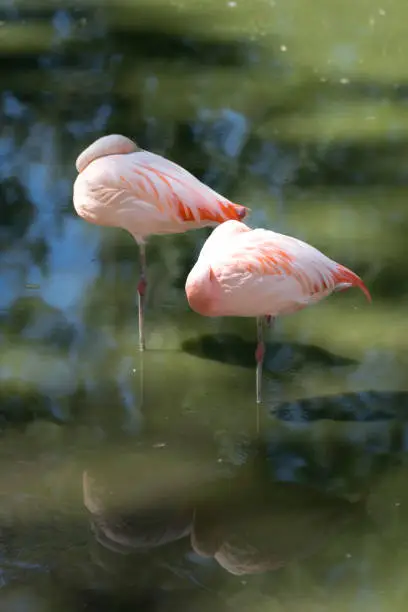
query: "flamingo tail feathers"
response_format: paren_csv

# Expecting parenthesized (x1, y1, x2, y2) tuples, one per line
(223, 202, 250, 222)
(333, 264, 372, 302)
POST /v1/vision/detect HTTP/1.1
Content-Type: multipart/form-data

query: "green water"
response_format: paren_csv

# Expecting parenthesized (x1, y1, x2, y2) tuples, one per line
(1, 0, 408, 610)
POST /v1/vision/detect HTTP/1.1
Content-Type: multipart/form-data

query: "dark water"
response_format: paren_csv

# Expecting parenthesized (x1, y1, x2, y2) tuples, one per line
(1, 1, 408, 610)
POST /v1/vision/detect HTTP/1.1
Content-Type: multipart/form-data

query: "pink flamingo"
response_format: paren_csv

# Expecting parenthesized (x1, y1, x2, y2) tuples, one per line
(185, 220, 371, 403)
(73, 135, 249, 350)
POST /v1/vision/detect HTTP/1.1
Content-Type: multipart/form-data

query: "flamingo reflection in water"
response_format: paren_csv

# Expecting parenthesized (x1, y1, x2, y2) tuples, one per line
(82, 450, 365, 578)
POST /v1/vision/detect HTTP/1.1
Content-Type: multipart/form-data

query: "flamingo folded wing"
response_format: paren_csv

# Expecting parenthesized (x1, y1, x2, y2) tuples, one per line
(211, 230, 371, 316)
(124, 151, 248, 226)
(238, 231, 371, 304)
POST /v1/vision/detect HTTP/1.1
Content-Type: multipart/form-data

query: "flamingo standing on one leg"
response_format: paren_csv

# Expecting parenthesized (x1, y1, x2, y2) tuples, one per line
(73, 135, 249, 350)
(185, 220, 371, 403)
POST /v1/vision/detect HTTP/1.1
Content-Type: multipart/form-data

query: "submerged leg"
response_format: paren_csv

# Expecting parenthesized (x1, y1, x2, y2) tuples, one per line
(255, 316, 265, 404)
(137, 242, 147, 352)
(265, 314, 275, 331)
(255, 316, 275, 404)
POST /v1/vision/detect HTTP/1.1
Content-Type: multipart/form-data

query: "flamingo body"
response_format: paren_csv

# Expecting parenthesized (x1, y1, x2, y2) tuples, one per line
(73, 135, 249, 350)
(186, 220, 371, 318)
(185, 220, 371, 403)
(73, 135, 248, 243)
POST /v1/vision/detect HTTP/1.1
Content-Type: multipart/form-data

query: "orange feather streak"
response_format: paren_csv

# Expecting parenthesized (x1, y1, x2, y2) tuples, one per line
(243, 246, 369, 302)
(131, 167, 159, 199)
(120, 174, 133, 189)
(198, 207, 223, 223)
(138, 163, 248, 224)
(254, 250, 371, 301)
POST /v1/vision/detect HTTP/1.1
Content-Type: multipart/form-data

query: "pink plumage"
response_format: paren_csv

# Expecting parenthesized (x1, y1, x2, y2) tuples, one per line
(185, 220, 371, 403)
(185, 220, 371, 317)
(73, 134, 249, 350)
(73, 134, 248, 242)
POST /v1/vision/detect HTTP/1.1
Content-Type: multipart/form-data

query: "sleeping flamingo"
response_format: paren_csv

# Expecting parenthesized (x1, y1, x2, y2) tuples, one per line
(185, 220, 371, 403)
(73, 135, 248, 350)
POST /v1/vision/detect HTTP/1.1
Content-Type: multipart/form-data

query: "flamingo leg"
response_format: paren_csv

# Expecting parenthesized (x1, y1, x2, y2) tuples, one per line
(137, 242, 147, 351)
(255, 316, 275, 403)
(255, 316, 265, 404)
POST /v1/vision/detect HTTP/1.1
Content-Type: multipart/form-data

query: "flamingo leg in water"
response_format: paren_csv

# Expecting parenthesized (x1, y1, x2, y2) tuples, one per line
(255, 317, 265, 404)
(137, 242, 147, 351)
(255, 316, 275, 403)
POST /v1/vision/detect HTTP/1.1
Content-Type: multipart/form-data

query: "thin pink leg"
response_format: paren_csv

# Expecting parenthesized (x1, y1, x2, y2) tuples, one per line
(137, 243, 147, 351)
(255, 316, 275, 403)
(255, 317, 265, 404)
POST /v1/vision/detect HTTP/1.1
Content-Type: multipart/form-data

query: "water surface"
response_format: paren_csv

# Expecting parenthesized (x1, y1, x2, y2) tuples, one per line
(1, 1, 408, 610)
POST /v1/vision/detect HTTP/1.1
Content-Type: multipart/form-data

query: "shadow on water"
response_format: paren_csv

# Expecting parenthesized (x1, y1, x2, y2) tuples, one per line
(182, 333, 357, 372)
(272, 390, 408, 422)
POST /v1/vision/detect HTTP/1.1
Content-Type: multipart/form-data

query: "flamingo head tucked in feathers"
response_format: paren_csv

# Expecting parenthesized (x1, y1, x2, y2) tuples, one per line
(185, 221, 251, 316)
(75, 134, 140, 173)
(185, 260, 217, 317)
